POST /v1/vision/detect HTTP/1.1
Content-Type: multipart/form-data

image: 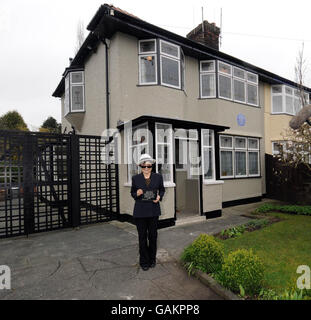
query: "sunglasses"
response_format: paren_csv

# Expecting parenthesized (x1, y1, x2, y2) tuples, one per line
(140, 165, 152, 169)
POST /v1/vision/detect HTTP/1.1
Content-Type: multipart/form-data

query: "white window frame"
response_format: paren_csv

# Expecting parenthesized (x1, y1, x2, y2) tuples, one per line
(246, 72, 259, 107)
(200, 60, 216, 98)
(248, 137, 260, 177)
(138, 54, 158, 85)
(218, 61, 233, 101)
(138, 39, 156, 54)
(126, 122, 150, 183)
(219, 135, 234, 179)
(64, 70, 85, 114)
(138, 39, 157, 86)
(234, 137, 248, 178)
(155, 122, 174, 183)
(201, 129, 216, 182)
(160, 40, 181, 89)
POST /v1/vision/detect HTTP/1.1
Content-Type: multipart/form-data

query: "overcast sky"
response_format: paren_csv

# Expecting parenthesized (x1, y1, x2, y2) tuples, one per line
(1, 0, 311, 130)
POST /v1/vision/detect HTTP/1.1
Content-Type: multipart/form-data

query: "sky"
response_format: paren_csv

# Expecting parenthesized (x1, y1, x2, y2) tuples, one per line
(1, 0, 311, 130)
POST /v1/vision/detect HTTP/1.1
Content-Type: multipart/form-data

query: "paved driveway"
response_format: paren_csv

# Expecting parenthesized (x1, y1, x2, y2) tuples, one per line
(0, 202, 257, 300)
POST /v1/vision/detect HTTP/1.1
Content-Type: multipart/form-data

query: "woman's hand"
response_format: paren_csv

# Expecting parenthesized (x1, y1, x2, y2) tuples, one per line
(153, 195, 160, 203)
(137, 189, 143, 197)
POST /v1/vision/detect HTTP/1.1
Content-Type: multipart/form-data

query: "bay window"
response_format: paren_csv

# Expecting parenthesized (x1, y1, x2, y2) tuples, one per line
(64, 70, 85, 115)
(138, 39, 182, 90)
(271, 85, 310, 115)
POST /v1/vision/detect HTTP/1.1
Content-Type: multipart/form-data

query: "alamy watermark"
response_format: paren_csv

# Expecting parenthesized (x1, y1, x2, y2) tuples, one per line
(0, 265, 11, 290)
(100, 122, 212, 176)
(297, 265, 310, 290)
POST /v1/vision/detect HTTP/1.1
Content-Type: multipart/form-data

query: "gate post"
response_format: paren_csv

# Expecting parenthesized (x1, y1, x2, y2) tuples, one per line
(69, 135, 80, 227)
(23, 134, 35, 235)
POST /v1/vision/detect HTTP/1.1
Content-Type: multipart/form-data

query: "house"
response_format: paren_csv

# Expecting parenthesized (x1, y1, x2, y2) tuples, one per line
(52, 4, 311, 227)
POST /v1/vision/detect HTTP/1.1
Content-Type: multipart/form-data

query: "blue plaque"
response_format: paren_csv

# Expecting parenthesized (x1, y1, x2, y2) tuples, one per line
(237, 114, 246, 127)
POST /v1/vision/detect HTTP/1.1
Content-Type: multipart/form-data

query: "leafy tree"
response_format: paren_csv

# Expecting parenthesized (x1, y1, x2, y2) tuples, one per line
(0, 110, 29, 131)
(40, 116, 61, 133)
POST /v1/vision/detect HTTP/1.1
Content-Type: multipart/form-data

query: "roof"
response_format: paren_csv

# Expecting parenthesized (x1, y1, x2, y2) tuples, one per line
(52, 3, 311, 97)
(116, 115, 230, 132)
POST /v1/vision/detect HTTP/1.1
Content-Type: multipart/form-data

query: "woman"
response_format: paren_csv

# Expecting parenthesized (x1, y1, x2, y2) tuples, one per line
(130, 154, 165, 271)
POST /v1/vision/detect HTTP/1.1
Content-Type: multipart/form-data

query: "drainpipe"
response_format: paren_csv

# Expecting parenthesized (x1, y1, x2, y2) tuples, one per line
(102, 39, 110, 130)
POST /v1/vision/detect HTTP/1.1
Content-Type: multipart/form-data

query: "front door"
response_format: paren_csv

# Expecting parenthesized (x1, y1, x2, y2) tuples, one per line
(174, 129, 200, 219)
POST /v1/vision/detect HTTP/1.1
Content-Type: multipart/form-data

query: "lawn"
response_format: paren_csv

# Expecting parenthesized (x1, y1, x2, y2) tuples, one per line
(219, 212, 311, 293)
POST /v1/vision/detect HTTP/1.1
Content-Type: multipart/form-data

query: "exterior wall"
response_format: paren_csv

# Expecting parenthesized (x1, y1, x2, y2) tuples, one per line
(61, 43, 107, 136)
(108, 32, 265, 209)
(264, 83, 292, 154)
(203, 182, 223, 213)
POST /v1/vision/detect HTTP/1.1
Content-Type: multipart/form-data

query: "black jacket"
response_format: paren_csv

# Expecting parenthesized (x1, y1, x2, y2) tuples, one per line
(131, 172, 165, 218)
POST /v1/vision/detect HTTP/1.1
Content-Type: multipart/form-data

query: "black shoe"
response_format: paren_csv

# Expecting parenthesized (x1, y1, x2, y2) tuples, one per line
(141, 265, 149, 271)
(150, 261, 156, 268)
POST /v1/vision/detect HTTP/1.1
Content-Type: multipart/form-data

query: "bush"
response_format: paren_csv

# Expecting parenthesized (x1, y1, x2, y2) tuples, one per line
(215, 249, 265, 296)
(254, 203, 311, 216)
(181, 234, 224, 273)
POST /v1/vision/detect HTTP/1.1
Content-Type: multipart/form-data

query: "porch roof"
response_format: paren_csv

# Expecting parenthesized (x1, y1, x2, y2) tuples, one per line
(116, 115, 230, 132)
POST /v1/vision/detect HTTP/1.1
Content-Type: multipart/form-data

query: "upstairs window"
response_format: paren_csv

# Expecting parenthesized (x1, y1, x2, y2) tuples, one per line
(271, 85, 310, 115)
(138, 39, 182, 90)
(64, 70, 85, 116)
(218, 61, 232, 100)
(138, 39, 157, 85)
(200, 61, 216, 98)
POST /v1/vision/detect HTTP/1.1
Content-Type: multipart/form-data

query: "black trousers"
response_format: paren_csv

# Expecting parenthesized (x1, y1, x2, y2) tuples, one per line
(134, 216, 159, 267)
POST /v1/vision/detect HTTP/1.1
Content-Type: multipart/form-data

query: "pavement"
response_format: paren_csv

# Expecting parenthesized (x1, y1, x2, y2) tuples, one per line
(0, 199, 272, 300)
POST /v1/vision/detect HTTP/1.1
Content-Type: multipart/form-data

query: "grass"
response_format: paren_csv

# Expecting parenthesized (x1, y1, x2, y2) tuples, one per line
(218, 212, 311, 293)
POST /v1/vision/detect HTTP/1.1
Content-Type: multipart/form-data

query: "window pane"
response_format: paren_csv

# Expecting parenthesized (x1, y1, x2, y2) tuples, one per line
(157, 144, 171, 182)
(140, 56, 156, 83)
(220, 136, 232, 148)
(234, 79, 245, 102)
(218, 62, 232, 75)
(219, 75, 232, 99)
(156, 123, 171, 144)
(235, 151, 246, 176)
(175, 139, 187, 169)
(132, 124, 148, 145)
(272, 95, 283, 112)
(71, 72, 83, 84)
(294, 97, 301, 114)
(161, 56, 180, 87)
(248, 138, 259, 150)
(203, 147, 213, 179)
(221, 151, 233, 177)
(286, 96, 294, 114)
(201, 61, 215, 72)
(247, 84, 258, 105)
(201, 74, 215, 97)
(71, 85, 84, 111)
(249, 152, 259, 175)
(272, 86, 282, 94)
(160, 41, 179, 58)
(285, 87, 293, 95)
(64, 76, 70, 115)
(235, 137, 246, 149)
(202, 129, 213, 146)
(247, 72, 258, 83)
(233, 67, 245, 79)
(139, 40, 155, 53)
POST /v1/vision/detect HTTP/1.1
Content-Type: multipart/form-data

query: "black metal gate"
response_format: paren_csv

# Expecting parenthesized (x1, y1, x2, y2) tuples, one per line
(0, 130, 119, 238)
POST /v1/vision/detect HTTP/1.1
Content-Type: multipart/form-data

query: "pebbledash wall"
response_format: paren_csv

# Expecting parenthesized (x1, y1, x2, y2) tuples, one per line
(61, 31, 266, 221)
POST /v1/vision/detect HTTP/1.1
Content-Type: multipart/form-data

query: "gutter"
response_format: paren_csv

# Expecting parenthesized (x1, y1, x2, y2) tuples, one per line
(102, 38, 110, 130)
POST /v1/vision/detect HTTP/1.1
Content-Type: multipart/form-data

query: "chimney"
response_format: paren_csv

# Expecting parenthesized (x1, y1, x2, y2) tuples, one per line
(186, 20, 220, 50)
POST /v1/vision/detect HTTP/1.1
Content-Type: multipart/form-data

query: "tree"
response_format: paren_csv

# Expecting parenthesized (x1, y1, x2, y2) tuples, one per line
(40, 116, 61, 133)
(74, 19, 85, 55)
(275, 43, 311, 172)
(0, 110, 29, 131)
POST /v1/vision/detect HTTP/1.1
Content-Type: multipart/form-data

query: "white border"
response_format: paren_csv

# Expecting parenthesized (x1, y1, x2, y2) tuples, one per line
(138, 54, 158, 85)
(138, 39, 156, 54)
(160, 55, 181, 89)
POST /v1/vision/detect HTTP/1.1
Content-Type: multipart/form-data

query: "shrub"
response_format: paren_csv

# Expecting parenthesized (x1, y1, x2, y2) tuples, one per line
(254, 203, 311, 216)
(215, 249, 265, 296)
(181, 234, 224, 273)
